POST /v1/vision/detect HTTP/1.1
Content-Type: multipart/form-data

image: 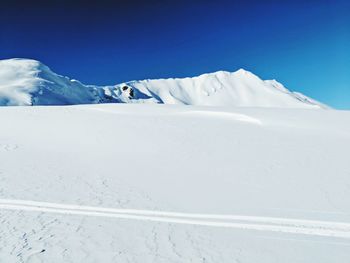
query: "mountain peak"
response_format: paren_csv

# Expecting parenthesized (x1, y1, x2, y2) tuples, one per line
(0, 58, 52, 76)
(235, 68, 251, 74)
(2, 58, 43, 67)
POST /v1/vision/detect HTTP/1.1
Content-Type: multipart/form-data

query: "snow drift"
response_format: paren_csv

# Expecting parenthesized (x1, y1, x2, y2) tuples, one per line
(0, 58, 328, 108)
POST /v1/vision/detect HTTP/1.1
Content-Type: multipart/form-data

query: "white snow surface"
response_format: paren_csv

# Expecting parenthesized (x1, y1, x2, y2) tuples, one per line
(0, 58, 328, 108)
(0, 103, 349, 262)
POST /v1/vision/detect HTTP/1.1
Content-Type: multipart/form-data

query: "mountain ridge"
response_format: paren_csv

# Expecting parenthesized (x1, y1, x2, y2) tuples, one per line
(0, 58, 329, 108)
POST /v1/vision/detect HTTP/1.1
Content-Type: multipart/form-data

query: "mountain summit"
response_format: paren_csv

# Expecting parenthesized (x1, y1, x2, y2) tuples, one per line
(0, 58, 328, 108)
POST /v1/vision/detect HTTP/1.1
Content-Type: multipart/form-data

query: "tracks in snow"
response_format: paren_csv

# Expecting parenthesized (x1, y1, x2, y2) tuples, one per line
(1, 199, 350, 239)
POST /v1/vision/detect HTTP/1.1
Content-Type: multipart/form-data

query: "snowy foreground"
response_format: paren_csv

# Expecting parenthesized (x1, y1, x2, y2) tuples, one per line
(1, 104, 350, 262)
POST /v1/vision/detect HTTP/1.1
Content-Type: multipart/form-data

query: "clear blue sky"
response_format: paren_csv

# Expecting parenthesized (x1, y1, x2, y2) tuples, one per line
(1, 0, 349, 109)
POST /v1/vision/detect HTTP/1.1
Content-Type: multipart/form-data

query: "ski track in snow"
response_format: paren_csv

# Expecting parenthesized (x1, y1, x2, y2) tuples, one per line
(1, 199, 349, 239)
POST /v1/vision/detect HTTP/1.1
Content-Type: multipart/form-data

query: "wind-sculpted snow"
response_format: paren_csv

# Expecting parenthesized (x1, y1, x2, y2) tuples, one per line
(0, 58, 328, 108)
(0, 59, 117, 106)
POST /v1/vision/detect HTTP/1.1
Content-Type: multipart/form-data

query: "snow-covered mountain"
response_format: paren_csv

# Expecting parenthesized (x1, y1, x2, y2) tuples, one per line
(0, 58, 328, 108)
(0, 58, 110, 106)
(1, 59, 349, 262)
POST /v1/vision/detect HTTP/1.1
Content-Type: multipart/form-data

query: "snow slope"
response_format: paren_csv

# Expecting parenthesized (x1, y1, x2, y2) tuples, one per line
(0, 59, 114, 106)
(0, 104, 349, 262)
(0, 58, 328, 108)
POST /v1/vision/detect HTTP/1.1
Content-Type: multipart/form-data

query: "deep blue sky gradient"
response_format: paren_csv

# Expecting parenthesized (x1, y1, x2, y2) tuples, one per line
(1, 0, 349, 108)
